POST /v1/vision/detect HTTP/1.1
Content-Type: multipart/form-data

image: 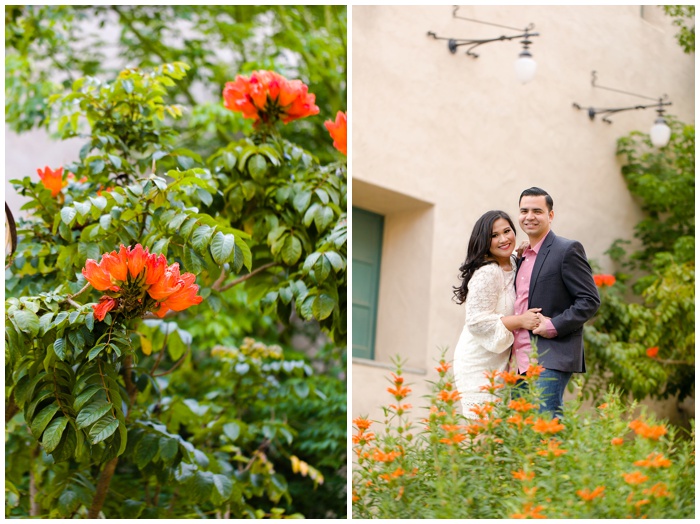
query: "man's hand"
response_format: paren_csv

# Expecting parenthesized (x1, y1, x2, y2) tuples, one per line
(532, 313, 554, 338)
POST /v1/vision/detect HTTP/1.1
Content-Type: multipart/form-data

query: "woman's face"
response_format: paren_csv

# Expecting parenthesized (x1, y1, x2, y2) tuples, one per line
(489, 217, 516, 261)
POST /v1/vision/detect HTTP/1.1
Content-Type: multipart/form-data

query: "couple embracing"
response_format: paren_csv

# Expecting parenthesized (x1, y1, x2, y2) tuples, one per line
(452, 187, 601, 420)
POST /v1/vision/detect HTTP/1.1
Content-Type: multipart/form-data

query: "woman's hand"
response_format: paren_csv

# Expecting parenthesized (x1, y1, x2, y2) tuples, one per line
(519, 308, 542, 330)
(516, 241, 529, 259)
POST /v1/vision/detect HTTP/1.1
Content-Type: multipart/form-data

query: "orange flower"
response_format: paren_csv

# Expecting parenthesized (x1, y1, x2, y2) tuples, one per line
(387, 384, 411, 400)
(593, 274, 616, 287)
(223, 70, 319, 126)
(82, 244, 202, 322)
(643, 482, 670, 498)
(372, 449, 400, 463)
(531, 417, 565, 435)
(509, 398, 537, 412)
(512, 469, 535, 481)
(511, 502, 546, 519)
(537, 439, 567, 457)
(629, 419, 667, 440)
(499, 369, 524, 384)
(353, 417, 372, 431)
(645, 346, 659, 358)
(479, 382, 504, 393)
(623, 471, 649, 485)
(469, 403, 493, 419)
(435, 361, 452, 374)
(324, 111, 347, 155)
(611, 437, 624, 446)
(577, 486, 605, 501)
(507, 413, 535, 430)
(93, 297, 117, 322)
(634, 453, 671, 468)
(37, 166, 66, 197)
(379, 467, 405, 481)
(525, 364, 545, 378)
(389, 403, 412, 414)
(352, 432, 375, 445)
(440, 433, 467, 445)
(437, 389, 461, 403)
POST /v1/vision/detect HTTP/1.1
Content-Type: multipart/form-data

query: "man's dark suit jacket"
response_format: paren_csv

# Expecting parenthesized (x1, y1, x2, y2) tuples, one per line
(517, 230, 601, 373)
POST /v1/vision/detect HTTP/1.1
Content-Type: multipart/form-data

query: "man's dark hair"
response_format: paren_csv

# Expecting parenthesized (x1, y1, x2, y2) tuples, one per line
(519, 187, 553, 212)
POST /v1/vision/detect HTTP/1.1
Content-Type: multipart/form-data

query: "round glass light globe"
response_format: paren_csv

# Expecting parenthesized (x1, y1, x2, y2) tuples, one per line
(650, 119, 671, 147)
(514, 55, 537, 84)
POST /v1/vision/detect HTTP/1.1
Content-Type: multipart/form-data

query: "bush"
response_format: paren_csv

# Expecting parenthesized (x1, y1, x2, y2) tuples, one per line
(352, 353, 695, 519)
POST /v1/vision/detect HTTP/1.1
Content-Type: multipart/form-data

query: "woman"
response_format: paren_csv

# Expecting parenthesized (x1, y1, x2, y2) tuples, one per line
(452, 210, 541, 418)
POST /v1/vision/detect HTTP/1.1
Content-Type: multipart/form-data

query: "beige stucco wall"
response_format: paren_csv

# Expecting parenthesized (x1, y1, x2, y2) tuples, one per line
(351, 5, 694, 424)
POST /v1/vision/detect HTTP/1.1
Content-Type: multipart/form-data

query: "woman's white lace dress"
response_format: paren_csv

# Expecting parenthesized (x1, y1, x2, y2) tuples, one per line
(453, 259, 516, 418)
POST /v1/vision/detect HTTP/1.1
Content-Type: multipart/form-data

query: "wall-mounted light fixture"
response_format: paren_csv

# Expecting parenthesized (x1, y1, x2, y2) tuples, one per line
(427, 7, 540, 84)
(573, 71, 673, 147)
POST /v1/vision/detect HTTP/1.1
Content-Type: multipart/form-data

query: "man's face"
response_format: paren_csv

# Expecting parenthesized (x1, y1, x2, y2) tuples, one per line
(519, 195, 553, 239)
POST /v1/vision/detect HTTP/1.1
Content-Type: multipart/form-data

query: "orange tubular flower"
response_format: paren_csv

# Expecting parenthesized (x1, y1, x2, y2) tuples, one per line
(82, 244, 202, 322)
(93, 297, 117, 322)
(435, 361, 452, 374)
(437, 389, 461, 403)
(353, 417, 372, 431)
(512, 469, 535, 481)
(511, 502, 547, 519)
(643, 482, 670, 498)
(623, 471, 649, 485)
(509, 398, 537, 412)
(629, 419, 668, 440)
(37, 166, 66, 197)
(634, 453, 672, 468)
(525, 364, 545, 378)
(223, 70, 319, 126)
(500, 369, 525, 385)
(537, 438, 567, 457)
(645, 346, 659, 358)
(611, 437, 625, 446)
(577, 486, 605, 501)
(531, 417, 565, 435)
(324, 111, 347, 155)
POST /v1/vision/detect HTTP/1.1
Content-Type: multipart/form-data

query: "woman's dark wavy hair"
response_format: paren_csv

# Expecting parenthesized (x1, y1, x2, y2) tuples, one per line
(452, 210, 516, 305)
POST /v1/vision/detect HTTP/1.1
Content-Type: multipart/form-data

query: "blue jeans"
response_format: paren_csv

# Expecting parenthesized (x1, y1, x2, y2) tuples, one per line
(513, 368, 573, 419)
(536, 368, 573, 419)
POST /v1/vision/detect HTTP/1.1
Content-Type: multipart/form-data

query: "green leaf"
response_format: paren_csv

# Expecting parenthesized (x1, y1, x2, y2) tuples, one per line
(73, 384, 102, 412)
(247, 154, 267, 181)
(53, 338, 67, 360)
(210, 232, 235, 265)
(43, 417, 69, 453)
(88, 344, 107, 361)
(191, 224, 214, 252)
(282, 235, 303, 265)
(135, 433, 160, 469)
(74, 200, 92, 217)
(159, 437, 179, 464)
(90, 158, 105, 175)
(293, 191, 312, 214)
(13, 309, 40, 337)
(222, 421, 241, 442)
(191, 471, 214, 503)
(312, 293, 335, 320)
(30, 403, 60, 438)
(212, 473, 233, 503)
(183, 247, 204, 274)
(76, 400, 112, 429)
(89, 415, 119, 444)
(57, 490, 80, 517)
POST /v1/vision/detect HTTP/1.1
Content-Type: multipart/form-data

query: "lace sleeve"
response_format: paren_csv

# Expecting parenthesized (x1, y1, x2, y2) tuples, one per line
(464, 264, 514, 354)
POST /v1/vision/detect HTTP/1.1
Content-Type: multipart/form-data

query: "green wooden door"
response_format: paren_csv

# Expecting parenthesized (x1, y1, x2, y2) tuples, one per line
(352, 207, 383, 360)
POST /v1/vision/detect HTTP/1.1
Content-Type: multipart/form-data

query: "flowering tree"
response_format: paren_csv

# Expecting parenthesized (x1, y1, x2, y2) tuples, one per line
(5, 28, 347, 520)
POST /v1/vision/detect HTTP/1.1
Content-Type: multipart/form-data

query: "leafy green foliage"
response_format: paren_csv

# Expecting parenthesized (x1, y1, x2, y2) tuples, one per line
(5, 10, 346, 516)
(662, 5, 695, 54)
(583, 118, 694, 403)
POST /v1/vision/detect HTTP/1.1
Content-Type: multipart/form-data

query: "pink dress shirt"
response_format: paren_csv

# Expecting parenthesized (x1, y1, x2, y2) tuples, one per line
(512, 237, 558, 373)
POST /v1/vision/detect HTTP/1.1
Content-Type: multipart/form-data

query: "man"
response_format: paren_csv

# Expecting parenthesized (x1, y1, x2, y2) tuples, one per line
(513, 187, 600, 418)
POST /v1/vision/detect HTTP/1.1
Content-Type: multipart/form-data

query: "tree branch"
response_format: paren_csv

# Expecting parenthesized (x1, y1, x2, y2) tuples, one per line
(88, 457, 119, 518)
(5, 394, 20, 424)
(213, 261, 280, 293)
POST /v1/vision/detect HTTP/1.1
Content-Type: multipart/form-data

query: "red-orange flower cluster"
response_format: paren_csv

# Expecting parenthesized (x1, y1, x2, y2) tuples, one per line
(593, 274, 616, 287)
(634, 452, 672, 468)
(537, 438, 568, 457)
(629, 419, 667, 440)
(37, 166, 66, 197)
(324, 111, 347, 155)
(511, 502, 546, 519)
(509, 398, 537, 412)
(223, 70, 319, 126)
(645, 346, 659, 358)
(577, 486, 605, 501)
(623, 471, 649, 485)
(531, 417, 565, 435)
(82, 244, 202, 321)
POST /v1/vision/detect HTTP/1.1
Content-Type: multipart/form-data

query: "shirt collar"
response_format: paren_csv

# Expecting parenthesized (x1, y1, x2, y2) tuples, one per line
(525, 235, 548, 255)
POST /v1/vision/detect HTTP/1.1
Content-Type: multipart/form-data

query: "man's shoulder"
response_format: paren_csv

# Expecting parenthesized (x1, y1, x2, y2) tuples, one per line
(548, 232, 582, 249)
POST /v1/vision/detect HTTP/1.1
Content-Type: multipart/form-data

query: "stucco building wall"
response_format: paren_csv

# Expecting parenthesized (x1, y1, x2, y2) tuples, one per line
(351, 5, 694, 423)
